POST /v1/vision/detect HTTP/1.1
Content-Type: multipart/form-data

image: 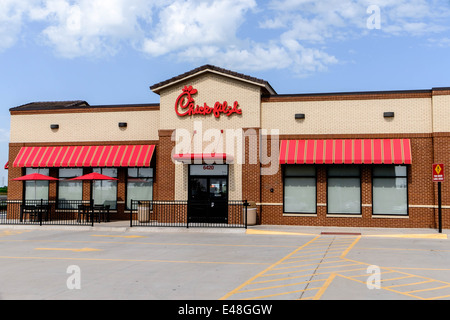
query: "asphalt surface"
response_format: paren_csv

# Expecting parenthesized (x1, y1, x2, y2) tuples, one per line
(0, 223, 449, 302)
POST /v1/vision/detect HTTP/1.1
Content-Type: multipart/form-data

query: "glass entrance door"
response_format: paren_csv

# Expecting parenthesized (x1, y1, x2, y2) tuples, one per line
(188, 172, 228, 223)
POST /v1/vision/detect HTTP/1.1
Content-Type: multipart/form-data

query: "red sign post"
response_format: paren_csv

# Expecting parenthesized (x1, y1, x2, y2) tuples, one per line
(433, 164, 444, 233)
(432, 163, 444, 182)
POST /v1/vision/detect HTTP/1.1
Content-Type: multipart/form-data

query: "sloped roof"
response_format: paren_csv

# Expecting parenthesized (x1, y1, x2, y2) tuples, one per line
(10, 101, 160, 113)
(150, 64, 276, 95)
(10, 100, 90, 112)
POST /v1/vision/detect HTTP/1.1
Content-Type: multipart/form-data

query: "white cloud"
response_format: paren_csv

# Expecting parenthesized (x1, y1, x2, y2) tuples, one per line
(0, 0, 449, 75)
(177, 42, 293, 71)
(263, 0, 450, 39)
(28, 0, 155, 58)
(0, 0, 29, 52)
(142, 0, 257, 56)
(428, 37, 450, 47)
(140, 0, 339, 75)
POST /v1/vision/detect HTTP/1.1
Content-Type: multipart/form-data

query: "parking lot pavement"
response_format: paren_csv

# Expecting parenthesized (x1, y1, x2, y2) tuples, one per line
(0, 225, 449, 301)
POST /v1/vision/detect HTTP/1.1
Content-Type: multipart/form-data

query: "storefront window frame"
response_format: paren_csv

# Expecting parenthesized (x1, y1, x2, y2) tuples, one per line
(56, 167, 83, 209)
(282, 165, 317, 214)
(23, 168, 50, 201)
(372, 165, 409, 216)
(126, 167, 154, 210)
(92, 168, 118, 210)
(326, 165, 362, 215)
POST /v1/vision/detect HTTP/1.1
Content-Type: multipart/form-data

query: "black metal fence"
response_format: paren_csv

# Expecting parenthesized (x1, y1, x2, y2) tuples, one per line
(0, 199, 250, 228)
(130, 200, 249, 228)
(0, 200, 106, 226)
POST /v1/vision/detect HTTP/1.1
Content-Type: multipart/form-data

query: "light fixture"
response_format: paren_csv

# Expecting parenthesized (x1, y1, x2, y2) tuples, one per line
(295, 113, 305, 120)
(50, 124, 59, 130)
(384, 112, 395, 118)
(118, 122, 127, 128)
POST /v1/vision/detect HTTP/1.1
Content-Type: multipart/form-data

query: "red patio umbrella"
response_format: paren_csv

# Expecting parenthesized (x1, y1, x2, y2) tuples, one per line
(13, 173, 60, 181)
(69, 172, 118, 181)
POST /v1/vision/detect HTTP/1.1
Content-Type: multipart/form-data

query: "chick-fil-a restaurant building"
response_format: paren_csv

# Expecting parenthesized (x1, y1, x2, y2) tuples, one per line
(6, 65, 450, 229)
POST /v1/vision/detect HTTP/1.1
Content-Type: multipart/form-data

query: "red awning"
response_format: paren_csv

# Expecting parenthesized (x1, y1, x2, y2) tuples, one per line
(12, 145, 156, 168)
(279, 139, 412, 165)
(172, 153, 233, 163)
(4, 162, 8, 170)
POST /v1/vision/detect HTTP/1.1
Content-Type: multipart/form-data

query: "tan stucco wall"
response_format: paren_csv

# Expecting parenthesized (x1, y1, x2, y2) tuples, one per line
(261, 98, 433, 135)
(158, 73, 262, 201)
(10, 110, 160, 143)
(159, 73, 262, 132)
(432, 94, 450, 133)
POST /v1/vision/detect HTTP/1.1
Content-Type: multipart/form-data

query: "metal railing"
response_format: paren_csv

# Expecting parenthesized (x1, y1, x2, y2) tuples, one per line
(0, 199, 251, 229)
(0, 200, 101, 226)
(130, 200, 249, 228)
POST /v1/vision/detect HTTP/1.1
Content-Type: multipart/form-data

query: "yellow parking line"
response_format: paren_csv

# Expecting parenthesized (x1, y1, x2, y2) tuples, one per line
(252, 274, 320, 285)
(242, 287, 322, 300)
(220, 235, 320, 300)
(236, 278, 324, 294)
(246, 229, 314, 236)
(340, 236, 361, 258)
(365, 234, 447, 239)
(262, 267, 369, 281)
(273, 259, 348, 271)
(381, 275, 415, 282)
(313, 273, 337, 300)
(0, 238, 296, 249)
(427, 294, 450, 300)
(91, 235, 147, 239)
(406, 284, 450, 294)
(334, 274, 423, 299)
(388, 267, 450, 271)
(0, 255, 270, 266)
(385, 280, 434, 289)
(263, 262, 363, 278)
(286, 254, 342, 262)
(35, 247, 101, 252)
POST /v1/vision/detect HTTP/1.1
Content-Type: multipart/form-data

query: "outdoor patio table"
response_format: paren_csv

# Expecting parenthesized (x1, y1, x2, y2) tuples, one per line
(93, 205, 110, 223)
(77, 204, 92, 223)
(35, 204, 51, 221)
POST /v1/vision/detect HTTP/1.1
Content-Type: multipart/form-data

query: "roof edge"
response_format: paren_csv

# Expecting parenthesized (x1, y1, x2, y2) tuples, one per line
(9, 100, 90, 112)
(150, 65, 276, 95)
(10, 101, 161, 113)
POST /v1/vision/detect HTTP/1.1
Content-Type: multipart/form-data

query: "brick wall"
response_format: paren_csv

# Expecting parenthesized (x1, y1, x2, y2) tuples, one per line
(7, 144, 23, 200)
(258, 135, 447, 229)
(433, 134, 450, 228)
(157, 130, 176, 200)
(7, 141, 159, 220)
(242, 128, 260, 214)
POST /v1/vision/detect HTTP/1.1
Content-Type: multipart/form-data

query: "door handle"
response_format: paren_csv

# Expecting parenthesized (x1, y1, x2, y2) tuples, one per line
(211, 202, 214, 208)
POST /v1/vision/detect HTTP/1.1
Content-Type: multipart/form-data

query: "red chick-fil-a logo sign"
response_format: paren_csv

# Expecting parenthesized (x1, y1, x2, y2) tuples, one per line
(175, 86, 242, 118)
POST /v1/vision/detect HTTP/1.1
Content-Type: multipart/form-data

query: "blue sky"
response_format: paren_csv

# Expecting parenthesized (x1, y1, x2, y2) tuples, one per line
(1, 0, 450, 186)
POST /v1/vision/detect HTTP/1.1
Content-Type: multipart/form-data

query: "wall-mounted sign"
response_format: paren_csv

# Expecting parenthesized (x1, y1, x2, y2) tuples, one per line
(433, 163, 445, 182)
(175, 86, 242, 118)
(190, 164, 228, 176)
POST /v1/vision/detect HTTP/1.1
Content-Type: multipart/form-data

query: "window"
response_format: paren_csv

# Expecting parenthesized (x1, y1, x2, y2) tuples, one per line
(327, 166, 361, 214)
(24, 168, 49, 201)
(126, 168, 153, 209)
(93, 168, 117, 209)
(58, 168, 83, 208)
(284, 166, 316, 214)
(373, 165, 408, 215)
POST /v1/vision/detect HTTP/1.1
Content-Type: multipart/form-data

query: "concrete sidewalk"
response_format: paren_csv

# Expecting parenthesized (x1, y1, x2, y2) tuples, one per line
(0, 221, 448, 239)
(247, 224, 449, 239)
